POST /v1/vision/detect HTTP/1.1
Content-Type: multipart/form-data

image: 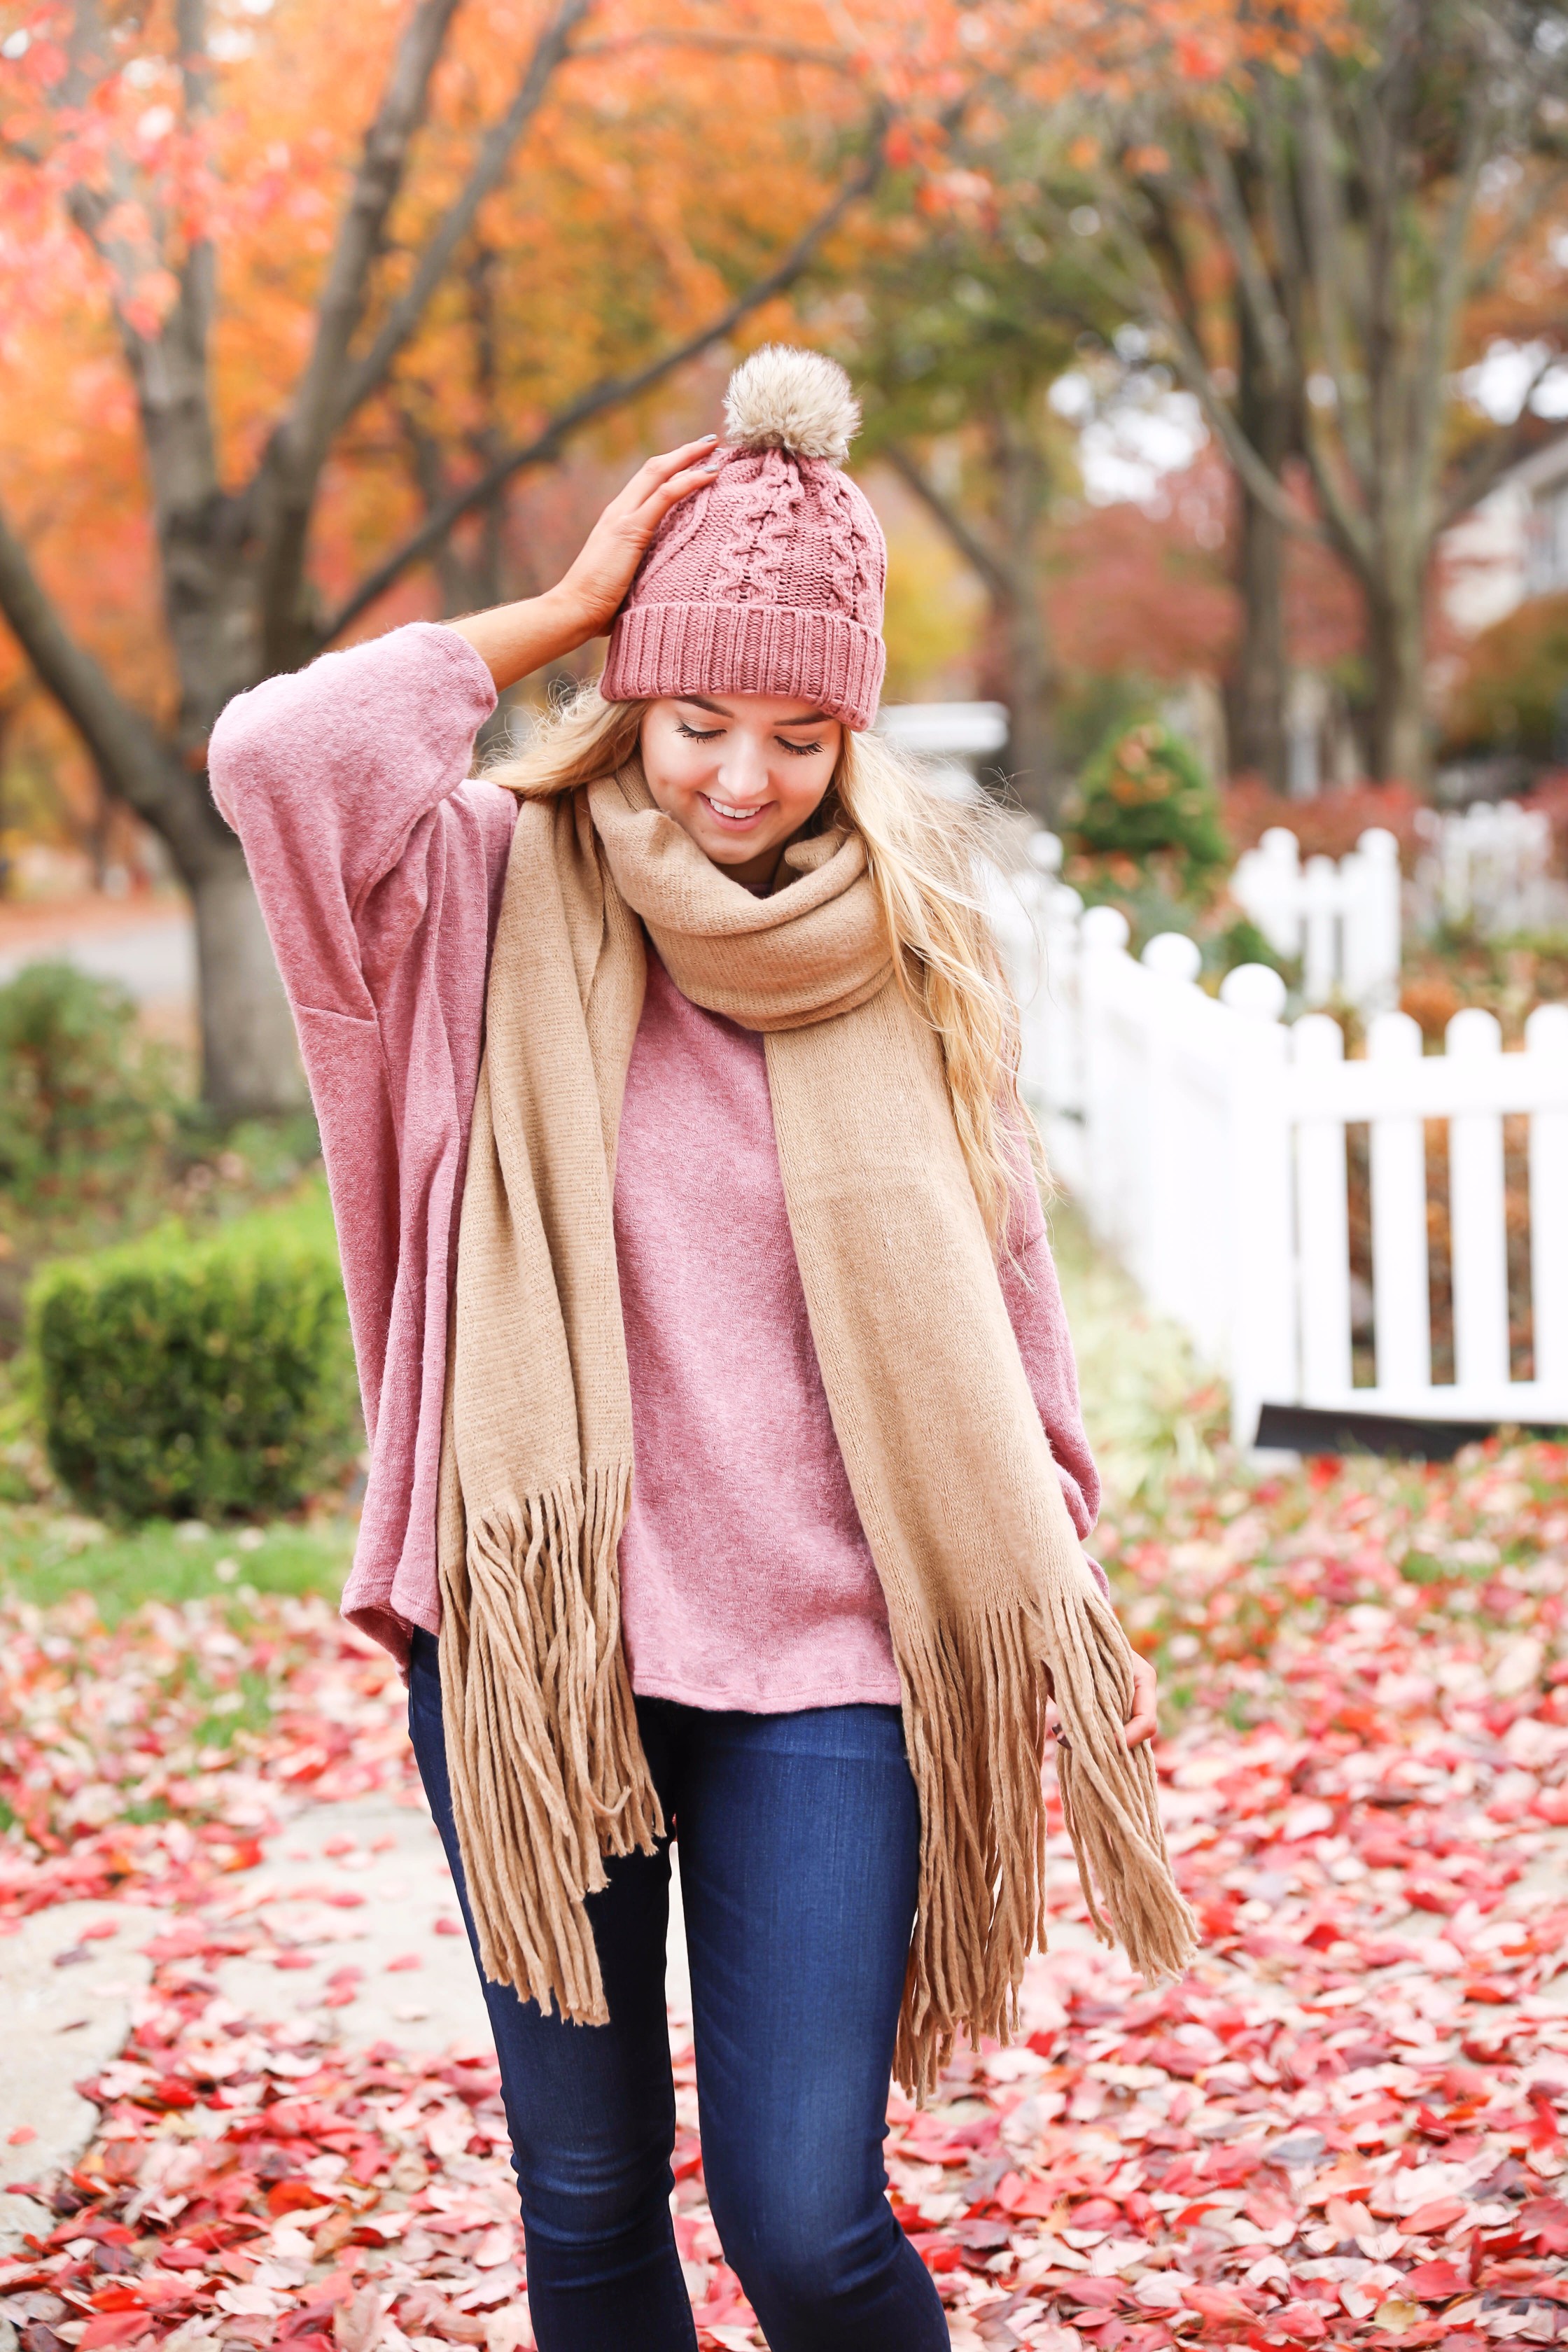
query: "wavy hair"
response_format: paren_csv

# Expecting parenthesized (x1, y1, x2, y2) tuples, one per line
(484, 685, 1046, 1247)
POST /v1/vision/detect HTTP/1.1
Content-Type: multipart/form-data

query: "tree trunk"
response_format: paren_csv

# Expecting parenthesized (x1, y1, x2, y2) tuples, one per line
(1365, 572, 1428, 788)
(1226, 503, 1286, 790)
(188, 841, 309, 1119)
(1225, 307, 1294, 792)
(988, 407, 1058, 825)
(997, 584, 1057, 825)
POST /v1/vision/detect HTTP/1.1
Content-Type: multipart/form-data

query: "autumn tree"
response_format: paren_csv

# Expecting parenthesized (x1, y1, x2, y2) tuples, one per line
(0, 0, 879, 1113)
(831, 0, 1362, 806)
(846, 178, 1121, 823)
(1086, 0, 1568, 785)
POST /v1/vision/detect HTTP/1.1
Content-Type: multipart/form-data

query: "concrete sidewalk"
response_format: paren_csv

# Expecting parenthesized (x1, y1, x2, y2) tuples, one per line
(0, 897, 195, 1011)
(0, 1791, 694, 2253)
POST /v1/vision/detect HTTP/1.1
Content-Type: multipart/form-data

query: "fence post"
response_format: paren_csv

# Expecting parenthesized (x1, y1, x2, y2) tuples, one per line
(1139, 932, 1203, 1325)
(1219, 963, 1294, 1447)
(1293, 1013, 1353, 1402)
(1366, 1010, 1432, 1398)
(1447, 1007, 1511, 1396)
(1301, 855, 1339, 1005)
(1529, 1003, 1568, 1393)
(1347, 828, 1401, 1014)
(1233, 827, 1303, 957)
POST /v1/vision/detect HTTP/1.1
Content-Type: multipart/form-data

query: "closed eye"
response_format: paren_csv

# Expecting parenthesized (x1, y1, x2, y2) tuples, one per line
(777, 736, 825, 757)
(676, 721, 724, 743)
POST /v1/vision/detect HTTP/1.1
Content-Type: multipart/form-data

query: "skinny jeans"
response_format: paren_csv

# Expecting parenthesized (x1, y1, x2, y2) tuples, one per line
(407, 1629, 949, 2352)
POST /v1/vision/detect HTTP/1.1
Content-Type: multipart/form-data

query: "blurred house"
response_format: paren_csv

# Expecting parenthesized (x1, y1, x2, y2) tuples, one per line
(1436, 427, 1568, 797)
(1442, 428, 1568, 635)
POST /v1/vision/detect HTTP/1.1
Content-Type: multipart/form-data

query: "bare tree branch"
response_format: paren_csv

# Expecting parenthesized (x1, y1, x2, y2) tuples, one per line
(329, 0, 594, 433)
(1192, 120, 1294, 388)
(1410, 82, 1495, 514)
(1438, 344, 1567, 529)
(881, 444, 1012, 600)
(570, 29, 852, 68)
(1293, 61, 1374, 489)
(1096, 187, 1331, 545)
(270, 0, 464, 479)
(251, 0, 465, 666)
(1467, 158, 1568, 300)
(319, 138, 884, 645)
(0, 493, 214, 874)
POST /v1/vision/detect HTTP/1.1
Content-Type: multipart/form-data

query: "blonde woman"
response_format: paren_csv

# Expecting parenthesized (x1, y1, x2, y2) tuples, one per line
(211, 348, 1189, 2352)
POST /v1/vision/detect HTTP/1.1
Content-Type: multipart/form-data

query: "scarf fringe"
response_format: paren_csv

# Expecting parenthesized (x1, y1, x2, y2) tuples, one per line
(894, 1581, 1197, 2101)
(1048, 1577, 1198, 1989)
(437, 1462, 662, 2026)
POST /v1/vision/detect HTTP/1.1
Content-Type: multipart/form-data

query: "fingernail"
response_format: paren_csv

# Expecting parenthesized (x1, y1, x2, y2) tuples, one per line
(699, 432, 718, 444)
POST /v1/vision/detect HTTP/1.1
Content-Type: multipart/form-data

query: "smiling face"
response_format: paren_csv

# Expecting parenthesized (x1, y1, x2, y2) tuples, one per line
(638, 693, 844, 889)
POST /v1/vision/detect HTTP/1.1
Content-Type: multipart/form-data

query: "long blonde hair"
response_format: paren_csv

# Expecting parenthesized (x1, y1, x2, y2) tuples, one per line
(486, 685, 1046, 1247)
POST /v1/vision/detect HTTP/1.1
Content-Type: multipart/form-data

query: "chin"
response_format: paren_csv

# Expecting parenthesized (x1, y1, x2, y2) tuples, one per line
(704, 828, 773, 862)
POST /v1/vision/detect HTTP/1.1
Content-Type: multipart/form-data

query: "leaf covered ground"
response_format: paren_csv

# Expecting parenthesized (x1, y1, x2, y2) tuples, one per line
(4, 1438, 1568, 2352)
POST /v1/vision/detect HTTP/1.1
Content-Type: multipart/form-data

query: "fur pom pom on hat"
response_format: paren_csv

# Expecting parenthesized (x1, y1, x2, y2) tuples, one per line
(722, 344, 862, 463)
(601, 346, 886, 731)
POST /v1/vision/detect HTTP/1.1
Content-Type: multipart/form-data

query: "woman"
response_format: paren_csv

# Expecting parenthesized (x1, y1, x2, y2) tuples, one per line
(211, 346, 1192, 2352)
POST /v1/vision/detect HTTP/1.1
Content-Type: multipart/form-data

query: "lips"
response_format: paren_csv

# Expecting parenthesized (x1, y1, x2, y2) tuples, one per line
(700, 794, 770, 829)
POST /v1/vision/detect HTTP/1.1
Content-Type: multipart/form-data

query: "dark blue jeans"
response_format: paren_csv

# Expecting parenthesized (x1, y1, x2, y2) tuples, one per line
(407, 1630, 948, 2352)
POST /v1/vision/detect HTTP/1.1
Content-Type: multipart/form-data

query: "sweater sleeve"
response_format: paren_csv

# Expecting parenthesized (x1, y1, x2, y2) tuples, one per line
(208, 626, 512, 1664)
(208, 622, 500, 1023)
(999, 1177, 1102, 1550)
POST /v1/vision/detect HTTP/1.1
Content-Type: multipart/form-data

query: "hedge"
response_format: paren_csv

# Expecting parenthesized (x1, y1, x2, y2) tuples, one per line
(29, 1189, 360, 1522)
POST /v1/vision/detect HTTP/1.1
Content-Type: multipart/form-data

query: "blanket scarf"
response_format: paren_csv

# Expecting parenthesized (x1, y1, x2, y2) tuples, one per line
(436, 766, 1196, 2095)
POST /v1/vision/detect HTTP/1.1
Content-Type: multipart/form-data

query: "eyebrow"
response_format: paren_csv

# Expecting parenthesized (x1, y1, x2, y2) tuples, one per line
(676, 694, 831, 726)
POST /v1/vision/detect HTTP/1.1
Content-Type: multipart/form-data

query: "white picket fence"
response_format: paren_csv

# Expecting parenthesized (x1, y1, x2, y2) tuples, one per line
(1231, 825, 1402, 1010)
(997, 850, 1568, 1445)
(1411, 800, 1568, 937)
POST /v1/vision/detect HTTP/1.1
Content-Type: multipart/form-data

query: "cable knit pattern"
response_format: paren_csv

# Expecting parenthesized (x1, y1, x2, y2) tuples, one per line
(602, 443, 888, 728)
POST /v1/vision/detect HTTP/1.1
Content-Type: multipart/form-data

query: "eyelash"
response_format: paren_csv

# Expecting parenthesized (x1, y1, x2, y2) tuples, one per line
(675, 721, 824, 757)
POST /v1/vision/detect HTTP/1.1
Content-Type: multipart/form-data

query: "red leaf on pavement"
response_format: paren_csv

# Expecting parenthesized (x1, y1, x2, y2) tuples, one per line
(1181, 2283, 1256, 2330)
(1401, 2201, 1468, 2235)
(1272, 2302, 1330, 2339)
(78, 2317, 153, 2350)
(1401, 2262, 1470, 2300)
(266, 2180, 325, 2215)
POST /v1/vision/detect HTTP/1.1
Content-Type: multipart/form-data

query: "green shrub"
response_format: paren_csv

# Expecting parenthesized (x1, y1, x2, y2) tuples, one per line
(0, 960, 178, 1210)
(1065, 717, 1232, 885)
(27, 1189, 359, 1522)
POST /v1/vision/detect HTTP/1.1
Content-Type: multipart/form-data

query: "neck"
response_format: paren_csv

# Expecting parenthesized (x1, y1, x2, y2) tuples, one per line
(719, 827, 808, 893)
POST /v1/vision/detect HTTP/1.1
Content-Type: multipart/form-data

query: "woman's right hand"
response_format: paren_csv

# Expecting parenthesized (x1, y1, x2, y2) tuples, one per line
(447, 438, 723, 693)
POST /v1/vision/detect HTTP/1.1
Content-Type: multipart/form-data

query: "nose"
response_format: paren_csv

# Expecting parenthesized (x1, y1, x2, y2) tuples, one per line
(715, 730, 771, 803)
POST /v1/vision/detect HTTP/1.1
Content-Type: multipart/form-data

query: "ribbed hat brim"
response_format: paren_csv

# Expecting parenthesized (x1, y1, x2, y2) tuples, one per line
(601, 601, 886, 734)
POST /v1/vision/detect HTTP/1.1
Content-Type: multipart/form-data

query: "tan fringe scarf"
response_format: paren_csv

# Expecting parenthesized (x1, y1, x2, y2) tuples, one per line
(436, 768, 1197, 2096)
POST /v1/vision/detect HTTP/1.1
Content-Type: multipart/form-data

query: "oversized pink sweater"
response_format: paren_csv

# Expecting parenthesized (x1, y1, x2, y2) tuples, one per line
(209, 624, 1100, 1707)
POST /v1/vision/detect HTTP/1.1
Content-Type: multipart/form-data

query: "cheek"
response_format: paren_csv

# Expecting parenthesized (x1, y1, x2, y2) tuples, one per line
(775, 759, 835, 822)
(642, 730, 710, 802)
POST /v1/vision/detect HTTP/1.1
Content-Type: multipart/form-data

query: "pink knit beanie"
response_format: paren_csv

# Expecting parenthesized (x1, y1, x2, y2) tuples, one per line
(601, 347, 887, 732)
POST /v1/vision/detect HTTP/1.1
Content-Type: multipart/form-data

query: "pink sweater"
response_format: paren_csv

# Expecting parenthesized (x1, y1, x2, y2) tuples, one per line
(209, 624, 1100, 1707)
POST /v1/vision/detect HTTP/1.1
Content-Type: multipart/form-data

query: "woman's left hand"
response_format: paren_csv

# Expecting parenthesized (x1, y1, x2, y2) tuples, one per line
(1046, 1651, 1161, 1752)
(1124, 1652, 1160, 1749)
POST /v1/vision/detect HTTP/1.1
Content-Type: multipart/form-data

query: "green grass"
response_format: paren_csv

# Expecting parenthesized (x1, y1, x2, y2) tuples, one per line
(1, 1164, 359, 1618)
(0, 1503, 356, 1619)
